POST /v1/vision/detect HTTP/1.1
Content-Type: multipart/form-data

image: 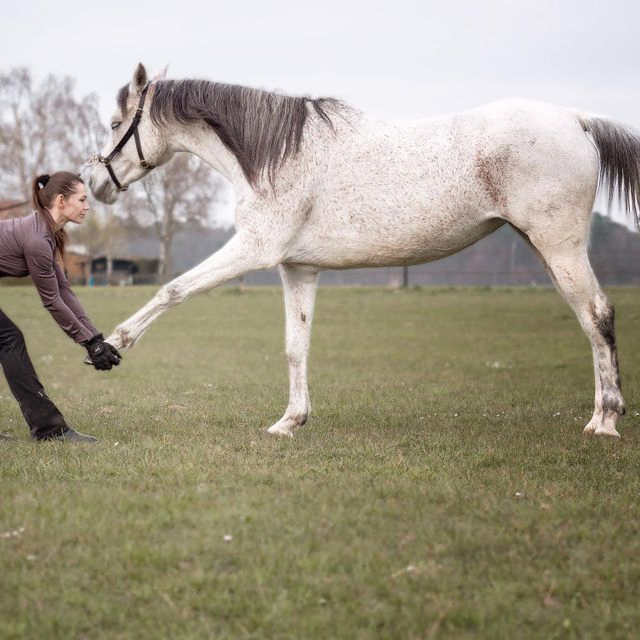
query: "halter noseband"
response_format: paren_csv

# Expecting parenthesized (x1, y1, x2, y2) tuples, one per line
(93, 81, 154, 191)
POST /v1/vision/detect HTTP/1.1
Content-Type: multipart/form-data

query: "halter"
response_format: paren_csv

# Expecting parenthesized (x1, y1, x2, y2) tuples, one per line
(92, 81, 154, 191)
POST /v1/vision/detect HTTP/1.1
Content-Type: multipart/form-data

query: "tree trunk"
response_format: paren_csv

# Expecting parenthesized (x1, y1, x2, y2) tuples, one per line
(157, 233, 173, 283)
(154, 194, 175, 283)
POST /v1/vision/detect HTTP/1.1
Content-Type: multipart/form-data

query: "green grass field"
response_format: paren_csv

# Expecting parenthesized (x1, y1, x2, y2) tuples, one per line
(1, 285, 640, 639)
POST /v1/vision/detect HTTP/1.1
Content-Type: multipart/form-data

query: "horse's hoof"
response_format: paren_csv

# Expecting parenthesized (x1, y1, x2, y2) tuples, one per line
(593, 427, 621, 438)
(267, 421, 295, 438)
(267, 426, 294, 438)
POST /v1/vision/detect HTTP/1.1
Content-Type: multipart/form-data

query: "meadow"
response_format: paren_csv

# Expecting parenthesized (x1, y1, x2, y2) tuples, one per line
(1, 285, 640, 639)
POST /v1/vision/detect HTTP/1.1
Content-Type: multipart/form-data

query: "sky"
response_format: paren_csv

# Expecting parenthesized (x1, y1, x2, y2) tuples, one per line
(3, 0, 640, 227)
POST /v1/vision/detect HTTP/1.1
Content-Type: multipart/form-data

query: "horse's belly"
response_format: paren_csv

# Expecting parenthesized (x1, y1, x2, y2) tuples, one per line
(288, 212, 503, 269)
(288, 129, 503, 268)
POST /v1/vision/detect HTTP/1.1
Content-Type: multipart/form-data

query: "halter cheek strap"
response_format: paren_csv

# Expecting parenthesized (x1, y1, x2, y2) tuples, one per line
(93, 81, 154, 191)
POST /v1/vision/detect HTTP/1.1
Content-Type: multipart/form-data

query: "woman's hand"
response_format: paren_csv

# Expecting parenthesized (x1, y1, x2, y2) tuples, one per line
(84, 334, 122, 371)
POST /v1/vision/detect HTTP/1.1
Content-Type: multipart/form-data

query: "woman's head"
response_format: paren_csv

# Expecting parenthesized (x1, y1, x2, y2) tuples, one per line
(32, 171, 88, 256)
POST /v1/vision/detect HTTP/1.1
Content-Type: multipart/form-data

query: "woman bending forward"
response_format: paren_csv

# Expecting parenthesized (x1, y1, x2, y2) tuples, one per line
(0, 172, 120, 443)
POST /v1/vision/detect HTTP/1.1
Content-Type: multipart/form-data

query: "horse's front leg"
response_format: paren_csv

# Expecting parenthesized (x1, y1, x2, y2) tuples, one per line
(267, 264, 319, 437)
(106, 233, 279, 350)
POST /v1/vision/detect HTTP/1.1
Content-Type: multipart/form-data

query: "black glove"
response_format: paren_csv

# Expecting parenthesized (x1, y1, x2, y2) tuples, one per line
(84, 333, 122, 371)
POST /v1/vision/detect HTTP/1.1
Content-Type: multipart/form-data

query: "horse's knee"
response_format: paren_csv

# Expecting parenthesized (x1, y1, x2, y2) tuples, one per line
(286, 349, 304, 366)
(157, 283, 186, 307)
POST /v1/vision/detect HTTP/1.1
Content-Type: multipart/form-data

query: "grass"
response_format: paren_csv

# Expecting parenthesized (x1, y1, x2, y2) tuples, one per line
(1, 285, 640, 639)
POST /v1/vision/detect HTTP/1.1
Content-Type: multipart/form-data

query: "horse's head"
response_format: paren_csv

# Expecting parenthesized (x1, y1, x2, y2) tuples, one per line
(90, 63, 171, 204)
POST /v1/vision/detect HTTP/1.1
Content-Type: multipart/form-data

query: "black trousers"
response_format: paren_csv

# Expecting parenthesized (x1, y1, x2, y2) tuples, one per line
(0, 309, 67, 439)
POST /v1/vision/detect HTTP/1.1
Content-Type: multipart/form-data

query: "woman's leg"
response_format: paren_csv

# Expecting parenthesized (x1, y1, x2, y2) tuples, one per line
(0, 309, 68, 439)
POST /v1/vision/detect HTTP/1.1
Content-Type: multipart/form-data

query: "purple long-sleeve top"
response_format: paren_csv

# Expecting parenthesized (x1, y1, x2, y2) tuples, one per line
(0, 212, 98, 344)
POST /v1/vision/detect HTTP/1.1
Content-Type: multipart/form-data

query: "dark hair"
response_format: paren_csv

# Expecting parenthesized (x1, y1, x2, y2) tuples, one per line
(136, 79, 340, 188)
(31, 171, 83, 257)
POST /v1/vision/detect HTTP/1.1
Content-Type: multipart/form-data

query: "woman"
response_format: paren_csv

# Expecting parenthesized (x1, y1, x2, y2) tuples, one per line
(0, 171, 120, 442)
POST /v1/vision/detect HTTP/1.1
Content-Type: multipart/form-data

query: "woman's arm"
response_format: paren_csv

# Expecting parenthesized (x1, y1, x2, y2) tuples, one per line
(53, 261, 99, 337)
(23, 236, 95, 344)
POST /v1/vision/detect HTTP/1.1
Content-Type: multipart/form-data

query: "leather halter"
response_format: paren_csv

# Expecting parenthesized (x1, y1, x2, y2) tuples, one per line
(93, 81, 154, 191)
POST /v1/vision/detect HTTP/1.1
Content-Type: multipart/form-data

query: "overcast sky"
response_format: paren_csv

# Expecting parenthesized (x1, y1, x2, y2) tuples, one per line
(3, 0, 640, 226)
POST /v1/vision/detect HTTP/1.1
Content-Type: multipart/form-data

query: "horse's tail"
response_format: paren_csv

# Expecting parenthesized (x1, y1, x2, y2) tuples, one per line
(578, 115, 640, 227)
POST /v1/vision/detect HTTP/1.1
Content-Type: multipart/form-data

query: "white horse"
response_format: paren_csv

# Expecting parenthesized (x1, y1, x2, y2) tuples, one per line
(89, 63, 640, 438)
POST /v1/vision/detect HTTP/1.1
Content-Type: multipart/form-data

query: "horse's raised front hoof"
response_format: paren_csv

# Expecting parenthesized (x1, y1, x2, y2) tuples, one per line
(83, 330, 127, 365)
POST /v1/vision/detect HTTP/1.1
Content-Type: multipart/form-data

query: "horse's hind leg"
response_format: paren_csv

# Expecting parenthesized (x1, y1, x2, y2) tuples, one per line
(267, 264, 319, 437)
(525, 238, 625, 437)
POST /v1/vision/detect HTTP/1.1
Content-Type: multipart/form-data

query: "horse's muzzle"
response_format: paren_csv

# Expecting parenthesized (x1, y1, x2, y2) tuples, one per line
(88, 169, 119, 204)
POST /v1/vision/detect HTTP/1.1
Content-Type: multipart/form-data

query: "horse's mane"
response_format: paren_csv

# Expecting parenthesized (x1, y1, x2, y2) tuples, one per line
(118, 79, 343, 187)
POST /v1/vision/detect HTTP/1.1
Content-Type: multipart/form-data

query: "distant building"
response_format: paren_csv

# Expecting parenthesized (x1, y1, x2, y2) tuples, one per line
(80, 222, 232, 285)
(64, 244, 91, 285)
(89, 256, 159, 286)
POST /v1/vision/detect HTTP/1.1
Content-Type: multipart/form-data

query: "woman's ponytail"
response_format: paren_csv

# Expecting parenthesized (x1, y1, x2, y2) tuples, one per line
(31, 171, 82, 258)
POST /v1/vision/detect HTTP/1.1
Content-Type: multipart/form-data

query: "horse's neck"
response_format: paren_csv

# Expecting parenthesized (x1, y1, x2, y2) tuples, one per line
(170, 122, 245, 188)
(166, 106, 362, 197)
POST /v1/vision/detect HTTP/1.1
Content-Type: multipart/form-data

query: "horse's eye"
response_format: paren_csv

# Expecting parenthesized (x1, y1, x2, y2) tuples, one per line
(111, 121, 121, 130)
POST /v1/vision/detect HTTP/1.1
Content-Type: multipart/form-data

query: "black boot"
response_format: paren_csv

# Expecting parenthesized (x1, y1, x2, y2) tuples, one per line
(41, 428, 98, 443)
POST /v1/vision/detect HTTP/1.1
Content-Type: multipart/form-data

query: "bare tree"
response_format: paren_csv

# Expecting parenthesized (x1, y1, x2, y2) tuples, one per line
(0, 67, 105, 200)
(139, 154, 224, 282)
(1, 67, 226, 284)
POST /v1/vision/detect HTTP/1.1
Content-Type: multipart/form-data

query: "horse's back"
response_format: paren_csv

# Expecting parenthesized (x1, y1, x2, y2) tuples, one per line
(285, 99, 598, 269)
(315, 98, 596, 209)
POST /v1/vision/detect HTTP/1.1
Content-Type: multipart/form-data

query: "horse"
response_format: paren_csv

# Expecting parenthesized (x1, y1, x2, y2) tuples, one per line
(89, 62, 640, 438)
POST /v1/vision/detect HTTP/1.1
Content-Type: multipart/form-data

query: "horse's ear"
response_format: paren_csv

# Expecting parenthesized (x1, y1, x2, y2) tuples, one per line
(152, 64, 169, 82)
(129, 63, 148, 96)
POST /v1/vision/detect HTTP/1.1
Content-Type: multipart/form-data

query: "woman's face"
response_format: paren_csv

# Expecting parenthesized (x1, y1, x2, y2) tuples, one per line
(63, 183, 90, 225)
